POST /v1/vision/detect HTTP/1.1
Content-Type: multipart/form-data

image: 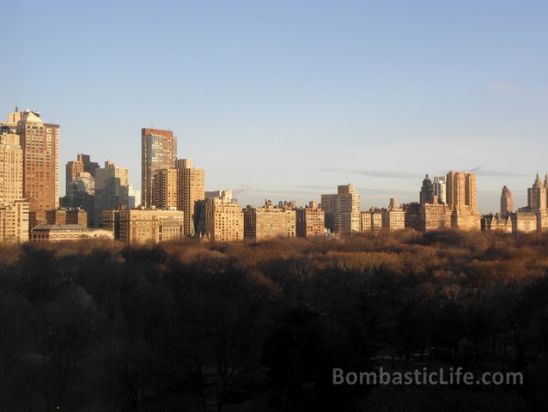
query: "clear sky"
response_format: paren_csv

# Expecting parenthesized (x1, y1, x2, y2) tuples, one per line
(2, 0, 547, 212)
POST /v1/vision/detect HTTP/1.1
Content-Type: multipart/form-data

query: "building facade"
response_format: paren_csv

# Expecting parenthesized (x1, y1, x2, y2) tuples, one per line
(141, 128, 177, 208)
(500, 185, 513, 217)
(0, 132, 23, 205)
(321, 184, 360, 236)
(151, 168, 179, 209)
(244, 200, 296, 241)
(105, 208, 184, 245)
(296, 201, 325, 238)
(0, 200, 29, 243)
(13, 110, 60, 225)
(433, 175, 447, 204)
(46, 208, 88, 227)
(94, 161, 130, 227)
(31, 224, 113, 242)
(382, 198, 405, 231)
(196, 191, 244, 242)
(177, 159, 205, 235)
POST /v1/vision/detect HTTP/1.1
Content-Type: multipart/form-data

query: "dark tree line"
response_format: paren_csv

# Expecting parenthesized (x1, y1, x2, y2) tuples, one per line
(0, 231, 548, 411)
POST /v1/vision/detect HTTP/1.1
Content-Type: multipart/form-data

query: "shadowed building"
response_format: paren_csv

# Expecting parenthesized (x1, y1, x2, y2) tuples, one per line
(481, 214, 512, 233)
(94, 161, 130, 227)
(511, 211, 537, 233)
(46, 208, 88, 227)
(527, 174, 546, 211)
(500, 185, 513, 217)
(419, 174, 434, 205)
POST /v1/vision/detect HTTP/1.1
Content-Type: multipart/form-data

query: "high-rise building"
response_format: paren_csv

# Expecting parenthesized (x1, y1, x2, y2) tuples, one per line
(195, 191, 244, 242)
(433, 175, 447, 204)
(446, 171, 480, 230)
(296, 201, 325, 238)
(382, 198, 405, 231)
(527, 174, 546, 211)
(0, 131, 23, 205)
(65, 171, 95, 225)
(0, 200, 29, 243)
(66, 154, 99, 196)
(151, 168, 179, 209)
(244, 200, 296, 241)
(141, 128, 177, 208)
(446, 171, 478, 213)
(500, 185, 513, 217)
(321, 184, 361, 235)
(94, 161, 129, 226)
(419, 174, 434, 205)
(14, 110, 59, 225)
(177, 159, 205, 235)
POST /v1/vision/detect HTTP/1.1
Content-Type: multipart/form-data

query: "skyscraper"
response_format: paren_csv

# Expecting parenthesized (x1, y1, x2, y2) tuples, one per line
(151, 168, 179, 209)
(0, 130, 23, 205)
(94, 161, 129, 226)
(141, 128, 177, 208)
(527, 173, 546, 211)
(321, 184, 361, 235)
(500, 185, 513, 217)
(419, 174, 434, 205)
(177, 159, 205, 235)
(446, 171, 478, 213)
(15, 110, 59, 224)
(433, 175, 447, 204)
(446, 171, 480, 230)
(66, 154, 99, 195)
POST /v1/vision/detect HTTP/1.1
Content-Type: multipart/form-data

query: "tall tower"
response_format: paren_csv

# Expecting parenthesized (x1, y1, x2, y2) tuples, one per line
(94, 161, 130, 227)
(152, 168, 179, 209)
(16, 110, 59, 224)
(419, 174, 434, 205)
(446, 171, 478, 213)
(177, 159, 205, 235)
(500, 185, 513, 217)
(0, 130, 23, 205)
(321, 184, 360, 235)
(527, 174, 546, 211)
(141, 128, 177, 208)
(433, 175, 447, 204)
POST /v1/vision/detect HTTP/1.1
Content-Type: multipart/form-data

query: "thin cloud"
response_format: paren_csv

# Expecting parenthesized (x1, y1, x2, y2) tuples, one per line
(486, 82, 521, 95)
(320, 167, 422, 179)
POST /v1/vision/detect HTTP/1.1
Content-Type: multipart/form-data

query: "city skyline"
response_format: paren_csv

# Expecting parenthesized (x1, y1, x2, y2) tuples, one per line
(2, 1, 548, 212)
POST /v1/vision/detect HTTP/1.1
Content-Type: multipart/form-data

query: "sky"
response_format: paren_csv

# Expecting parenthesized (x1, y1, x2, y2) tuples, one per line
(1, 0, 547, 213)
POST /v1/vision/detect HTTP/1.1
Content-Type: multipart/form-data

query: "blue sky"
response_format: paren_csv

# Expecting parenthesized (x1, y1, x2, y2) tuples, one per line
(2, 0, 547, 212)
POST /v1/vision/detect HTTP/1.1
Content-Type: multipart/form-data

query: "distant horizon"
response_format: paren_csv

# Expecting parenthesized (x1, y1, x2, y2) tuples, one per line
(2, 1, 546, 213)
